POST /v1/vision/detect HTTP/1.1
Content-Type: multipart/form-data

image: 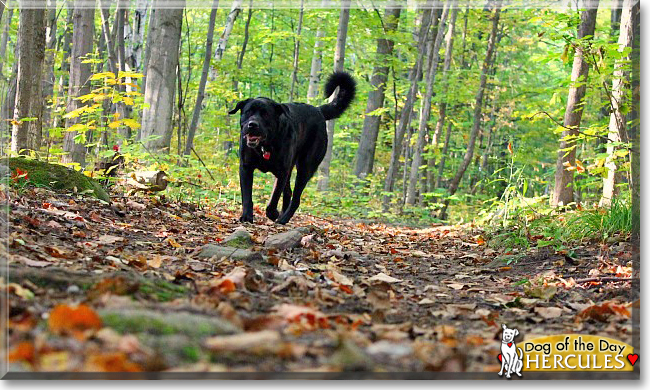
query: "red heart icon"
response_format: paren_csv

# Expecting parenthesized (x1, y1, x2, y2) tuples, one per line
(627, 354, 639, 366)
(508, 342, 513, 347)
(497, 354, 502, 362)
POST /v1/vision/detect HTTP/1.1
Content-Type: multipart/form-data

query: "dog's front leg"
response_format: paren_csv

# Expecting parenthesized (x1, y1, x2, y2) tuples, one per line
(239, 165, 254, 223)
(266, 171, 290, 221)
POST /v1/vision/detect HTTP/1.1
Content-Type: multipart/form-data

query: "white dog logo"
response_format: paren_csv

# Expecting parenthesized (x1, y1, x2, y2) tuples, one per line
(498, 324, 523, 378)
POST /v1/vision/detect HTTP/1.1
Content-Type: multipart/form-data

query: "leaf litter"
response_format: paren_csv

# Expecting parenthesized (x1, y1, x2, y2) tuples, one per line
(2, 186, 637, 373)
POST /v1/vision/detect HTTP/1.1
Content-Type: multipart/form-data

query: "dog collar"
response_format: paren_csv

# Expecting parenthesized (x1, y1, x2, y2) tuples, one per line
(261, 146, 271, 160)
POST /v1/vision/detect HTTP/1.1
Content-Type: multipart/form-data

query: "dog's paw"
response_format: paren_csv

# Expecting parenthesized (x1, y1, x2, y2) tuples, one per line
(239, 214, 254, 223)
(266, 207, 279, 221)
(275, 215, 290, 225)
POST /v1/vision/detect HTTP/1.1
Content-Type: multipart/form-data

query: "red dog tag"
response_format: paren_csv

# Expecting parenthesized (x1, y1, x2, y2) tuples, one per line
(263, 151, 271, 160)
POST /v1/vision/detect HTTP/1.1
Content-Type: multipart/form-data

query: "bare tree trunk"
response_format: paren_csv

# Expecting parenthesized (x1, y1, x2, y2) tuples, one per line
(599, 0, 635, 208)
(233, 3, 253, 91)
(62, 5, 94, 164)
(140, 0, 184, 153)
(552, 1, 599, 207)
(434, 122, 453, 190)
(184, 0, 219, 156)
(41, 0, 57, 133)
(307, 0, 331, 100)
(627, 0, 639, 240)
(382, 4, 434, 208)
(440, 1, 501, 220)
(353, 3, 402, 179)
(211, 0, 242, 79)
(127, 0, 150, 72)
(0, 6, 14, 78)
(289, 0, 305, 102)
(11, 8, 46, 155)
(405, 1, 450, 205)
(317, 0, 351, 191)
(26, 12, 46, 152)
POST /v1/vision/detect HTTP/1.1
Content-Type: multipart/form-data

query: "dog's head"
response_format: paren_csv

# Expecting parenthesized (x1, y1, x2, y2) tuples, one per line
(228, 98, 289, 148)
(501, 324, 519, 343)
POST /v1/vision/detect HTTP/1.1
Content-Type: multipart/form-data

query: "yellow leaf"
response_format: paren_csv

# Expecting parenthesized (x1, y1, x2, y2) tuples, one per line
(123, 96, 134, 106)
(90, 72, 116, 81)
(122, 118, 140, 129)
(108, 120, 122, 129)
(67, 123, 87, 132)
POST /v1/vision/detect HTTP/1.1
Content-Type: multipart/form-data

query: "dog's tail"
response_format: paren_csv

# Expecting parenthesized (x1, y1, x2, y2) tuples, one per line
(517, 347, 523, 360)
(319, 71, 356, 121)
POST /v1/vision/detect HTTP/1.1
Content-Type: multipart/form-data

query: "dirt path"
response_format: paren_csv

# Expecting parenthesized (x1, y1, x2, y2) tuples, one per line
(2, 187, 638, 375)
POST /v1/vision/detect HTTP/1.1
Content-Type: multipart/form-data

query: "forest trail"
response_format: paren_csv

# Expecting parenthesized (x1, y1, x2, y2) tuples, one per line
(4, 187, 637, 374)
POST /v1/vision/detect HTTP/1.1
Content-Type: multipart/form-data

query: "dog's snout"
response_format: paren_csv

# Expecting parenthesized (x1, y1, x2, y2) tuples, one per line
(247, 121, 259, 130)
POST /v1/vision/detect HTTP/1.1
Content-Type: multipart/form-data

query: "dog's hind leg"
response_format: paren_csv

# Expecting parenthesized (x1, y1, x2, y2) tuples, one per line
(266, 171, 291, 221)
(276, 164, 314, 225)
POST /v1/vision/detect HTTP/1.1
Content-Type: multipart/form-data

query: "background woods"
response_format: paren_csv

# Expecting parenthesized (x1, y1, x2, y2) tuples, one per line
(0, 0, 640, 233)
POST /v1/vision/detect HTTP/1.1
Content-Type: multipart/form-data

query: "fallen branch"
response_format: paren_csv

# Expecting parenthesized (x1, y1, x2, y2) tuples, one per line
(574, 277, 638, 284)
(126, 170, 169, 194)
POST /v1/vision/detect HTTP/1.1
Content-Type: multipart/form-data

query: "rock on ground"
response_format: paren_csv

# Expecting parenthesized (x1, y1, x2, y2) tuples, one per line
(223, 227, 253, 249)
(264, 230, 303, 250)
(198, 244, 263, 262)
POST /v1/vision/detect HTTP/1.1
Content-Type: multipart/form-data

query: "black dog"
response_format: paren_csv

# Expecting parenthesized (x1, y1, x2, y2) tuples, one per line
(229, 72, 356, 224)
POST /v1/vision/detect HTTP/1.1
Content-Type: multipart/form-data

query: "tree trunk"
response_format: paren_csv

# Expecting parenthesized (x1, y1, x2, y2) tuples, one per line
(11, 8, 46, 155)
(41, 0, 57, 133)
(551, 1, 599, 207)
(440, 1, 501, 220)
(353, 3, 402, 179)
(211, 0, 242, 79)
(184, 0, 219, 156)
(426, 7, 458, 190)
(434, 122, 453, 190)
(316, 0, 351, 191)
(405, 1, 451, 205)
(627, 0, 639, 241)
(599, 0, 635, 208)
(382, 5, 434, 208)
(140, 1, 184, 153)
(307, 0, 331, 100)
(0, 6, 14, 78)
(233, 4, 253, 91)
(127, 0, 150, 72)
(289, 0, 305, 102)
(62, 4, 94, 164)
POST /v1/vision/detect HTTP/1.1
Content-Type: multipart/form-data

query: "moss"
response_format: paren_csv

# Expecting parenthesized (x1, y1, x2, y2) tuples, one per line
(5, 157, 110, 202)
(101, 313, 178, 335)
(138, 278, 187, 302)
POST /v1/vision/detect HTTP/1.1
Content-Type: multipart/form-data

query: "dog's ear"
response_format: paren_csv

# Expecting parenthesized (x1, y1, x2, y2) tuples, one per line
(514, 329, 519, 337)
(228, 99, 251, 115)
(502, 324, 507, 330)
(273, 103, 290, 117)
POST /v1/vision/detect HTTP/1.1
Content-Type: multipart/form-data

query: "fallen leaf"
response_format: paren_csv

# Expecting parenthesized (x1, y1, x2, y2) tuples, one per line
(48, 304, 103, 340)
(368, 272, 401, 284)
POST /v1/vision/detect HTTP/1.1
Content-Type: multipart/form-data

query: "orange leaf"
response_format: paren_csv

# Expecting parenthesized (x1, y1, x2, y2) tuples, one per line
(84, 352, 142, 372)
(218, 279, 236, 294)
(339, 284, 353, 294)
(48, 304, 103, 340)
(507, 142, 514, 154)
(8, 341, 35, 364)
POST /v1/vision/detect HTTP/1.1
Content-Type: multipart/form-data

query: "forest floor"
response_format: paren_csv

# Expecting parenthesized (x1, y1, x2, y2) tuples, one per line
(2, 186, 639, 377)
